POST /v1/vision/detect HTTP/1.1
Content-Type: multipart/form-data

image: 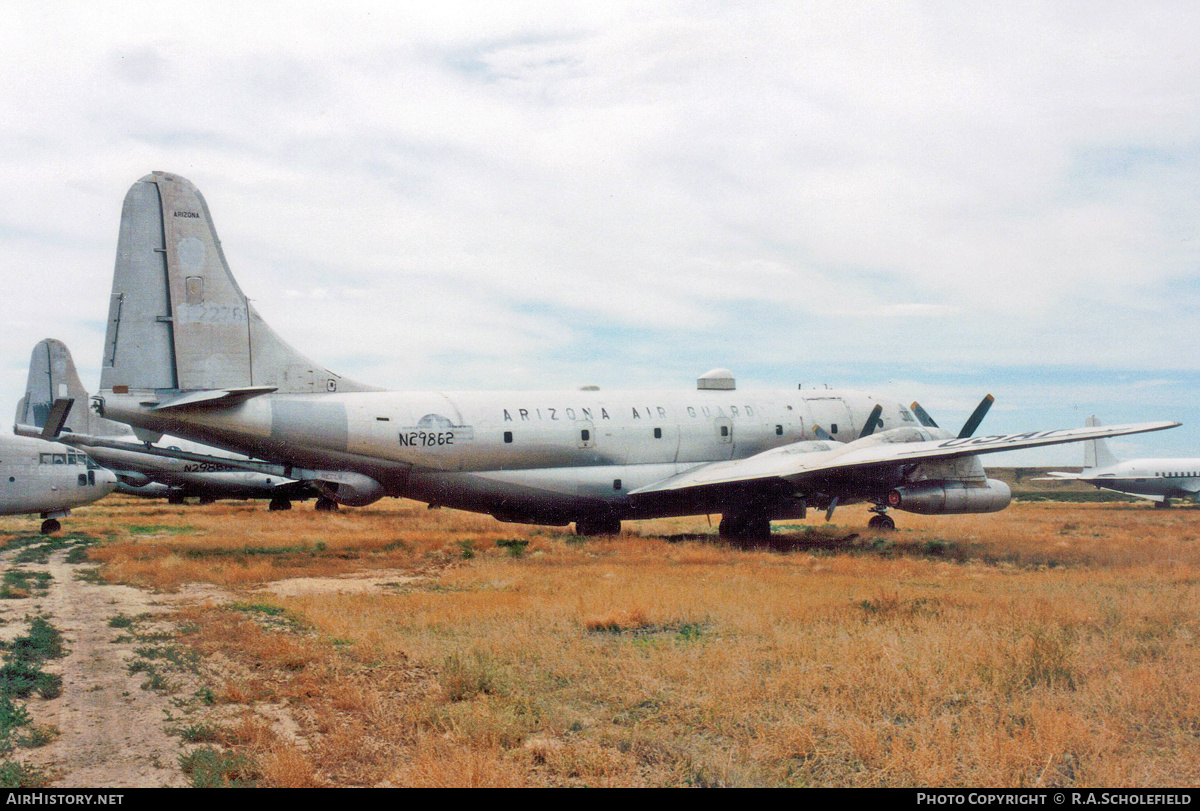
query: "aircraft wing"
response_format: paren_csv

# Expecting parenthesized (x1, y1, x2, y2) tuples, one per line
(630, 421, 1179, 496)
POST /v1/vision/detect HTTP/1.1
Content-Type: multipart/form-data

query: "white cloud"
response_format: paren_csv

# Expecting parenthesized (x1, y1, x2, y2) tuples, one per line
(1, 1, 1200, 464)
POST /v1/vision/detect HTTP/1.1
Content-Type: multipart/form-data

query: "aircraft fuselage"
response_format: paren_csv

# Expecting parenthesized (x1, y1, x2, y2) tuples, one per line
(98, 386, 917, 522)
(1080, 458, 1200, 500)
(0, 435, 117, 517)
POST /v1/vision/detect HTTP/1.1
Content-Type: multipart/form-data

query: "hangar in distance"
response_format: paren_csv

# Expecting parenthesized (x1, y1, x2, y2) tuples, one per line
(55, 171, 1178, 540)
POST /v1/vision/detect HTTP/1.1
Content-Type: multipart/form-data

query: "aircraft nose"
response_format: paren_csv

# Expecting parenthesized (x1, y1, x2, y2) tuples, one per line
(94, 467, 119, 495)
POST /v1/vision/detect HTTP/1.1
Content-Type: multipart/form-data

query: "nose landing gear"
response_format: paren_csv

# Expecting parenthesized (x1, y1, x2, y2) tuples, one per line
(867, 506, 895, 531)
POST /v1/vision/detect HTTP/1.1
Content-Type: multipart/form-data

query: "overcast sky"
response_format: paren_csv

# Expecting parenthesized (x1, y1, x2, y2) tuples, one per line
(2, 1, 1199, 464)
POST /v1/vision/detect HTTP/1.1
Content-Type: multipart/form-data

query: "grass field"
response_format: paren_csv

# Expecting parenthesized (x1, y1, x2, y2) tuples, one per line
(3, 492, 1197, 787)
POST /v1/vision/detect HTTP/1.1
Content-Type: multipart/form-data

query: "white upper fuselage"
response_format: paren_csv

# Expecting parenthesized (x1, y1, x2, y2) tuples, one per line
(0, 434, 117, 517)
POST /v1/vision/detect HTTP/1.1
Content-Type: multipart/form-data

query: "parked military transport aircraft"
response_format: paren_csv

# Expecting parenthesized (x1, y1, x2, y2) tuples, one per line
(47, 172, 1179, 540)
(0, 432, 116, 533)
(14, 339, 324, 511)
(1039, 416, 1200, 506)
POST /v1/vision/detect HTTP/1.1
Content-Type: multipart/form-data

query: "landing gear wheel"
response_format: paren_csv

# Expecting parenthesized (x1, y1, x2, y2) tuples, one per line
(314, 496, 340, 512)
(574, 516, 621, 536)
(40, 519, 61, 535)
(868, 513, 896, 531)
(1155, 499, 1172, 509)
(268, 497, 292, 512)
(197, 496, 216, 505)
(167, 492, 186, 505)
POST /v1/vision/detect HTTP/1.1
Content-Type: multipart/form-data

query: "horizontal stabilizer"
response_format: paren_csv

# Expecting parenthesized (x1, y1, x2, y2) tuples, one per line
(151, 386, 278, 411)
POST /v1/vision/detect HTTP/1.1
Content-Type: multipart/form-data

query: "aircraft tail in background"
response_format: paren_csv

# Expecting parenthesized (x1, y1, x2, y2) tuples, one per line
(1083, 415, 1120, 470)
(16, 338, 127, 437)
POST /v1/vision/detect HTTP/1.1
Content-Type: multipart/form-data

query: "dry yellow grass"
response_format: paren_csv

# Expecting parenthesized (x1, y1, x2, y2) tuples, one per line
(3, 494, 1198, 786)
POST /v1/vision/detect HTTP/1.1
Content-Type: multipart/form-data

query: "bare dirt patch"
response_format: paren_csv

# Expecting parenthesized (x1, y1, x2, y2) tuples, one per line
(0, 545, 185, 787)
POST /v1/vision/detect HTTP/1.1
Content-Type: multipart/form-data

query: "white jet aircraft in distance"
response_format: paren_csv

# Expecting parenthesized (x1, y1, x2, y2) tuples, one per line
(1039, 416, 1200, 507)
(0, 427, 116, 533)
(51, 172, 1178, 541)
(15, 339, 324, 511)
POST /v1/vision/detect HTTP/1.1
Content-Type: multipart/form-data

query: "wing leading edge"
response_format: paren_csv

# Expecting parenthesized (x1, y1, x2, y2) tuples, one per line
(630, 421, 1180, 496)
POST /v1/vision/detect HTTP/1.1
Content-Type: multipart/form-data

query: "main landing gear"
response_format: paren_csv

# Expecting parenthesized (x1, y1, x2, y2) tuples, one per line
(574, 516, 621, 536)
(867, 506, 896, 531)
(39, 518, 61, 535)
(314, 496, 340, 512)
(268, 497, 292, 511)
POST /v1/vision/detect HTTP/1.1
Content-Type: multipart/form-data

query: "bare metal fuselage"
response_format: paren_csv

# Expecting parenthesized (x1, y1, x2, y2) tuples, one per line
(99, 386, 913, 523)
(0, 435, 117, 517)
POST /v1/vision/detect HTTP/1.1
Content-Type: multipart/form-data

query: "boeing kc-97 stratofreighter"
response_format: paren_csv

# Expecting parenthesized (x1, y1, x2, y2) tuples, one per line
(1038, 416, 1200, 507)
(46, 172, 1179, 541)
(14, 339, 323, 511)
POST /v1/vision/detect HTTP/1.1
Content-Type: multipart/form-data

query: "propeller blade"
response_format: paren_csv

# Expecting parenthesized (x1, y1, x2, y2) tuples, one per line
(859, 404, 884, 438)
(909, 401, 938, 428)
(958, 394, 995, 439)
(825, 496, 839, 522)
(42, 398, 74, 439)
(814, 425, 834, 441)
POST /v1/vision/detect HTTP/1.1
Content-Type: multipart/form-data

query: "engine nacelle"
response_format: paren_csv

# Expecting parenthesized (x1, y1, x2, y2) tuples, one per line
(115, 470, 151, 487)
(887, 478, 1011, 515)
(313, 471, 385, 507)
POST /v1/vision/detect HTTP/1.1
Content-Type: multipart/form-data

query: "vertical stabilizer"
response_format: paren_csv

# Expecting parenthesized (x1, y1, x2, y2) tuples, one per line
(100, 172, 375, 395)
(1083, 415, 1120, 469)
(17, 339, 129, 436)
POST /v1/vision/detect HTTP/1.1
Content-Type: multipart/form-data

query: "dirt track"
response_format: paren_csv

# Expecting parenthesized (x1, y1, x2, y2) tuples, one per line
(2, 546, 189, 787)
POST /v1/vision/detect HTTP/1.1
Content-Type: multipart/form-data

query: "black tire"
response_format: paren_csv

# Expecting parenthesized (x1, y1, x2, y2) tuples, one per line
(40, 519, 61, 535)
(268, 498, 292, 512)
(868, 514, 896, 531)
(315, 496, 339, 512)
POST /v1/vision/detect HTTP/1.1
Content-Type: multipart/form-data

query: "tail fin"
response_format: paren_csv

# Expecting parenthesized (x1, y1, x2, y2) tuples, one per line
(100, 172, 375, 395)
(17, 339, 128, 436)
(1083, 415, 1120, 469)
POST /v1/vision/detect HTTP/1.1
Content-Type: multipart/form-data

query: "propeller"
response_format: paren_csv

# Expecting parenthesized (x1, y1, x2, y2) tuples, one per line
(41, 397, 74, 439)
(909, 394, 994, 438)
(909, 401, 938, 428)
(858, 404, 884, 438)
(957, 394, 994, 438)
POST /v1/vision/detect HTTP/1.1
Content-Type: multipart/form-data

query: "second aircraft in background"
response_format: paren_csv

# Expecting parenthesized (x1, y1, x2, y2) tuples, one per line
(1040, 416, 1200, 507)
(15, 339, 327, 512)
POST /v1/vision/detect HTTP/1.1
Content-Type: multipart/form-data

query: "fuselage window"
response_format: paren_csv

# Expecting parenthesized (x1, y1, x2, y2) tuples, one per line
(775, 425, 783, 435)
(503, 431, 513, 444)
(720, 426, 729, 437)
(653, 428, 662, 439)
(580, 429, 590, 442)
(613, 479, 622, 491)
(78, 474, 87, 486)
(830, 424, 838, 435)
